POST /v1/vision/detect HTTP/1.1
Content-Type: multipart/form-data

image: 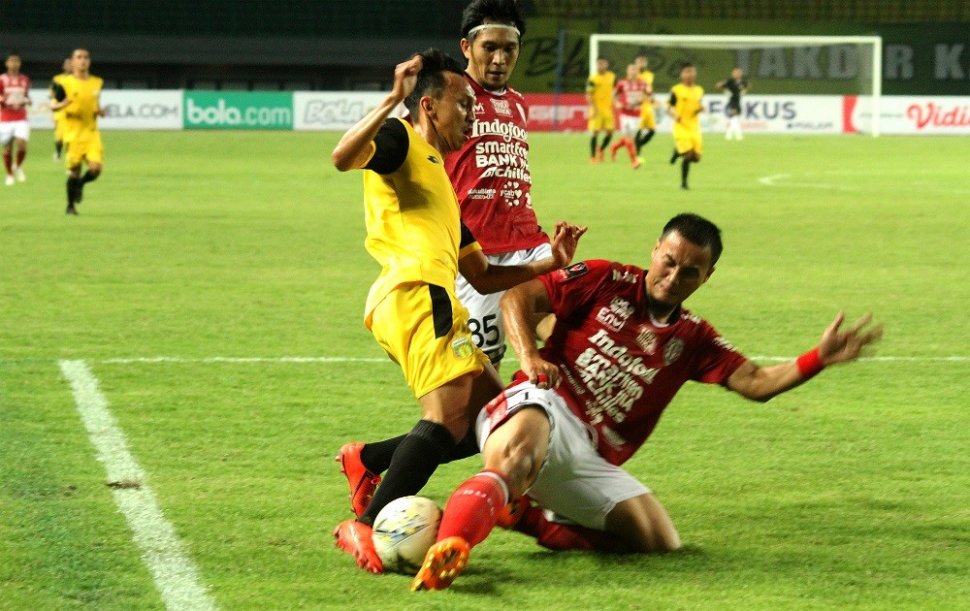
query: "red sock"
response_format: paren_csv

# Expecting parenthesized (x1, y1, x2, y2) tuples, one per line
(436, 469, 509, 548)
(624, 138, 637, 161)
(515, 505, 630, 552)
(15, 148, 26, 167)
(2, 150, 11, 174)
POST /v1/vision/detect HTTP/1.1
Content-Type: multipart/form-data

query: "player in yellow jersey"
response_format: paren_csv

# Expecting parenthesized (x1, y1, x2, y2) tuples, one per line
(48, 58, 72, 161)
(666, 63, 704, 190)
(585, 56, 615, 163)
(50, 48, 104, 214)
(330, 48, 585, 574)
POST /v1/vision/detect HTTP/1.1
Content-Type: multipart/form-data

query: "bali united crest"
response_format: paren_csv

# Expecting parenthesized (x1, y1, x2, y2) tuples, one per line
(663, 337, 685, 365)
(635, 326, 657, 354)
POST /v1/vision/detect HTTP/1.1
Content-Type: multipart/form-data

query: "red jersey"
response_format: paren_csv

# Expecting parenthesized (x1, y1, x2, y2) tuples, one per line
(444, 74, 547, 256)
(614, 78, 647, 117)
(530, 259, 748, 465)
(0, 73, 31, 122)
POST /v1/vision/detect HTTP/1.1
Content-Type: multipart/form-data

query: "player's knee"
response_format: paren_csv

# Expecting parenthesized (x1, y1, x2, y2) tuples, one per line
(607, 494, 682, 554)
(483, 407, 549, 496)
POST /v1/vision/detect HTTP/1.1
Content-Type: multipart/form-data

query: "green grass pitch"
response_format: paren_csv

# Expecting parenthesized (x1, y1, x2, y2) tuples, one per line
(1, 129, 968, 610)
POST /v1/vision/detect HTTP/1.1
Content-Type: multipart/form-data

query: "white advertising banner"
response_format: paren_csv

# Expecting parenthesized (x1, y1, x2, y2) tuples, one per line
(699, 94, 844, 135)
(27, 89, 182, 130)
(293, 92, 390, 131)
(100, 90, 182, 130)
(846, 95, 970, 134)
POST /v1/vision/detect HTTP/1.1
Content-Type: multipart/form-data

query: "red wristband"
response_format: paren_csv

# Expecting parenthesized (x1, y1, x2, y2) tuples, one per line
(796, 347, 824, 379)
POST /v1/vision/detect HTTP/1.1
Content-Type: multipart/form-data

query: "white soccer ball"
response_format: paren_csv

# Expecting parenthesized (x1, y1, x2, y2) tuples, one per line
(371, 495, 441, 575)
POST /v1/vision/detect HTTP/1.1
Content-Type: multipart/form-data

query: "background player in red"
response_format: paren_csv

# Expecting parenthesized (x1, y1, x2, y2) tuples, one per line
(411, 213, 883, 591)
(0, 51, 32, 186)
(449, 0, 547, 367)
(609, 62, 647, 169)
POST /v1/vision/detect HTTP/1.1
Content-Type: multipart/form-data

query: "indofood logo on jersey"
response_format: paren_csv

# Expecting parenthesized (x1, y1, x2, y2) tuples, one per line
(470, 118, 528, 143)
(183, 92, 294, 130)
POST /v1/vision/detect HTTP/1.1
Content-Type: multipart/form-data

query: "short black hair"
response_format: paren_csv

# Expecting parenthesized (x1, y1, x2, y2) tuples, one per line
(660, 213, 723, 265)
(6, 51, 21, 59)
(461, 0, 526, 39)
(680, 62, 695, 71)
(403, 48, 465, 118)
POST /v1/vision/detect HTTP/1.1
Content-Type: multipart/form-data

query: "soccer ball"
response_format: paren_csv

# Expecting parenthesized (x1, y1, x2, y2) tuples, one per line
(371, 495, 441, 574)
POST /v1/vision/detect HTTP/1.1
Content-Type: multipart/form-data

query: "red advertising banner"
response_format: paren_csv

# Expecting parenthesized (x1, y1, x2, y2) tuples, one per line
(526, 93, 588, 132)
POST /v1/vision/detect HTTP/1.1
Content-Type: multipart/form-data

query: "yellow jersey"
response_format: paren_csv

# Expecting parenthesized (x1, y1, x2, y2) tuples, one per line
(668, 83, 704, 132)
(361, 118, 480, 326)
(638, 70, 655, 90)
(60, 74, 103, 142)
(586, 71, 616, 111)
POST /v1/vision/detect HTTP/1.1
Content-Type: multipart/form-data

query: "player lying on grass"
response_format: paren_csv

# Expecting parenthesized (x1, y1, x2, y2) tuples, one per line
(410, 212, 883, 591)
(329, 48, 586, 574)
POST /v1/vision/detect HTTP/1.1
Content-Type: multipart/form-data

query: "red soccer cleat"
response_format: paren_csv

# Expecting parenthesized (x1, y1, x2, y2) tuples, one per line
(336, 442, 381, 518)
(333, 519, 384, 574)
(410, 536, 470, 591)
(495, 495, 530, 529)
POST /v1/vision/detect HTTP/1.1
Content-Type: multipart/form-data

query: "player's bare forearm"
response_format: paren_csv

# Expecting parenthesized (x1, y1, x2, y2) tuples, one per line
(330, 95, 403, 171)
(331, 55, 419, 171)
(458, 252, 550, 295)
(501, 280, 560, 386)
(727, 312, 882, 402)
(726, 360, 806, 402)
(458, 222, 586, 294)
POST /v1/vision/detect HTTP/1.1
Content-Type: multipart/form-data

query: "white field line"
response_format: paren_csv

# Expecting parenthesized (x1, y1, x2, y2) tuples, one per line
(93, 354, 970, 365)
(756, 172, 968, 195)
(100, 355, 389, 364)
(59, 360, 218, 611)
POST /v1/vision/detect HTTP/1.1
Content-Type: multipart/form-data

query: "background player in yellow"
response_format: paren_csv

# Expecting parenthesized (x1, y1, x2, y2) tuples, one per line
(585, 56, 615, 163)
(634, 54, 657, 157)
(667, 63, 704, 190)
(48, 57, 72, 161)
(51, 48, 104, 215)
(329, 48, 585, 574)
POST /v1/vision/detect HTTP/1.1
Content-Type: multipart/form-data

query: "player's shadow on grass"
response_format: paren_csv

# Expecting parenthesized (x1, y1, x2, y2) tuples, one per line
(446, 544, 710, 594)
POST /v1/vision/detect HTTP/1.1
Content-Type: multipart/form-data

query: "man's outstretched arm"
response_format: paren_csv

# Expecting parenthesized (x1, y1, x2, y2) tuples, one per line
(727, 311, 883, 402)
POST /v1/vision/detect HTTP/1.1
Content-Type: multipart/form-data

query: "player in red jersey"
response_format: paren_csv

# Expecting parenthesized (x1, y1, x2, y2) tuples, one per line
(0, 52, 32, 186)
(448, 0, 547, 367)
(334, 0, 557, 542)
(411, 213, 883, 590)
(609, 63, 647, 169)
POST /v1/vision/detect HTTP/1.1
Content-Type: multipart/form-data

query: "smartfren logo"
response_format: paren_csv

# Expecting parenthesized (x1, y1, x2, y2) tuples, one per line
(183, 93, 293, 130)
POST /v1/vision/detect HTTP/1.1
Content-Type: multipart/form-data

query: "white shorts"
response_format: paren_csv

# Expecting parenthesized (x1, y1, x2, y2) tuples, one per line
(0, 120, 29, 145)
(455, 242, 552, 364)
(618, 113, 640, 136)
(476, 380, 649, 530)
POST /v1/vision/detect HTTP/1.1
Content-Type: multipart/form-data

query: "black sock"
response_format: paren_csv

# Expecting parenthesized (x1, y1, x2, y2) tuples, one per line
(599, 132, 613, 152)
(670, 148, 681, 164)
(81, 171, 99, 184)
(55, 141, 63, 157)
(681, 158, 691, 187)
(360, 419, 455, 524)
(358, 434, 407, 474)
(636, 129, 655, 153)
(590, 135, 598, 157)
(66, 177, 78, 204)
(358, 428, 477, 473)
(442, 429, 480, 463)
